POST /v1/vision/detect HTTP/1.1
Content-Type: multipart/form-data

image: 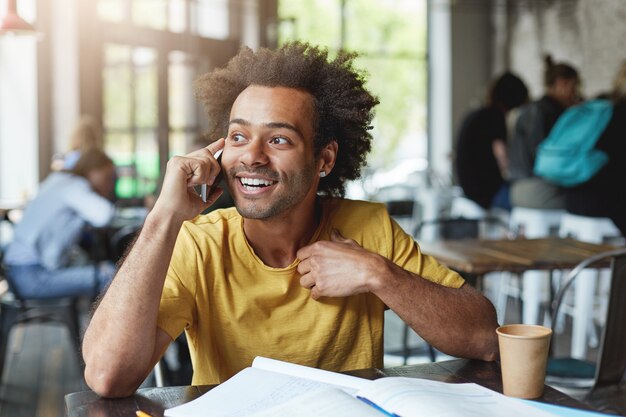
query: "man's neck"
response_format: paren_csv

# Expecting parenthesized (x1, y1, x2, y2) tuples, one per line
(242, 199, 320, 268)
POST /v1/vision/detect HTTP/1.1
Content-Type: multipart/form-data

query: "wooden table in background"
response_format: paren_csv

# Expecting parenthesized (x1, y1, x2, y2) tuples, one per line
(421, 237, 619, 357)
(65, 359, 593, 417)
(420, 237, 617, 276)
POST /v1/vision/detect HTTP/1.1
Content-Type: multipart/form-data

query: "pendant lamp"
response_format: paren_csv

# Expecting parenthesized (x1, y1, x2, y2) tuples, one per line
(0, 0, 37, 36)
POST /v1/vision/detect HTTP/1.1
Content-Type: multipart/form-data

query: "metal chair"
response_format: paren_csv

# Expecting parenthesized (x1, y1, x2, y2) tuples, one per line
(548, 248, 626, 414)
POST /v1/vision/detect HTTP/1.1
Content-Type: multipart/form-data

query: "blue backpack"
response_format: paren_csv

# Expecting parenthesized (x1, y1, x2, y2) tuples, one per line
(533, 99, 613, 187)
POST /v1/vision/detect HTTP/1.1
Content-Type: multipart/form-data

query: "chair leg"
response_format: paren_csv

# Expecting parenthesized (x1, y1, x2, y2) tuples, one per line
(0, 304, 20, 381)
(402, 324, 410, 365)
(428, 344, 437, 362)
(55, 302, 84, 370)
(154, 361, 165, 387)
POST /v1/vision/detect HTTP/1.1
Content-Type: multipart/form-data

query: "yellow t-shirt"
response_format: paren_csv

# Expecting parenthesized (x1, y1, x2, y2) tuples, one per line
(157, 198, 463, 385)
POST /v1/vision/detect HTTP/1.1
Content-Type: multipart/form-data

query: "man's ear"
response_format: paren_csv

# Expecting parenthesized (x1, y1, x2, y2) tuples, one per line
(319, 140, 338, 175)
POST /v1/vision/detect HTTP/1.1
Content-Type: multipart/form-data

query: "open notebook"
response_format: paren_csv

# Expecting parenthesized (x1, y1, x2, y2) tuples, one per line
(164, 357, 613, 417)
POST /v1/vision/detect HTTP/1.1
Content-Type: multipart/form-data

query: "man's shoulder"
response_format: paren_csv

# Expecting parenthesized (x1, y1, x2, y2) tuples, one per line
(325, 197, 386, 211)
(323, 198, 389, 224)
(182, 207, 240, 233)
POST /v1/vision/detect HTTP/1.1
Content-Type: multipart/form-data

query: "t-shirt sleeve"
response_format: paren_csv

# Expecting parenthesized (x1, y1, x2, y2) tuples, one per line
(386, 213, 465, 289)
(157, 224, 198, 340)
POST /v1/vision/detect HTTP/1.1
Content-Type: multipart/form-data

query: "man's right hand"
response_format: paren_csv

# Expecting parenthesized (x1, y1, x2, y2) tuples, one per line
(152, 138, 226, 221)
(82, 139, 229, 396)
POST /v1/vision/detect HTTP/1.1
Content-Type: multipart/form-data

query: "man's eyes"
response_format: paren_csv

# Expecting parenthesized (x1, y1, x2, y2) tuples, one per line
(228, 133, 291, 146)
(230, 133, 246, 142)
(269, 136, 289, 145)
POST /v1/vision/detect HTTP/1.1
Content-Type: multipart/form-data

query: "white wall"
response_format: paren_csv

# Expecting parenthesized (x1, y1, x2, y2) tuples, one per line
(51, 0, 80, 156)
(0, 37, 39, 202)
(503, 0, 626, 99)
(428, 0, 492, 183)
(428, 0, 452, 183)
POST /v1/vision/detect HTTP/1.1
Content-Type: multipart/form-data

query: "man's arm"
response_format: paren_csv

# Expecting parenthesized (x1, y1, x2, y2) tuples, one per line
(297, 230, 499, 362)
(82, 139, 225, 398)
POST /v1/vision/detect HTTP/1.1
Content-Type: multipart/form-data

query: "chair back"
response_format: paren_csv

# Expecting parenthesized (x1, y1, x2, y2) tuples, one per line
(594, 250, 626, 390)
(414, 216, 511, 242)
(550, 248, 626, 393)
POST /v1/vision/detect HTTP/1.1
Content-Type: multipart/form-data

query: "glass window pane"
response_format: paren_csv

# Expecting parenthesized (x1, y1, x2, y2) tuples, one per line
(169, 130, 187, 157)
(98, 0, 126, 22)
(104, 132, 135, 198)
(134, 48, 158, 128)
(170, 131, 205, 158)
(169, 0, 187, 33)
(103, 44, 132, 129)
(192, 0, 229, 39)
(278, 0, 341, 49)
(357, 56, 427, 167)
(132, 0, 167, 30)
(169, 51, 197, 129)
(344, 0, 425, 56)
(136, 130, 159, 196)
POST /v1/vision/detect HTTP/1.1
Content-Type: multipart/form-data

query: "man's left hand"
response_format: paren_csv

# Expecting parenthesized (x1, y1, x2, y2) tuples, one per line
(296, 229, 382, 300)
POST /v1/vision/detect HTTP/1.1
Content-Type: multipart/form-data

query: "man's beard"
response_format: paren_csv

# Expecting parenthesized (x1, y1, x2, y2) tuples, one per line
(230, 161, 317, 220)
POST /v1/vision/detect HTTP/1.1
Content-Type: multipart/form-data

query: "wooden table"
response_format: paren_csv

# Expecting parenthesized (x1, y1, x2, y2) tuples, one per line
(419, 237, 617, 276)
(65, 359, 592, 417)
(421, 236, 619, 358)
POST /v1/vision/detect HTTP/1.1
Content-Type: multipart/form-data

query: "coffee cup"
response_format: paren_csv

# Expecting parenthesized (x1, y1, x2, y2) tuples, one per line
(496, 324, 552, 399)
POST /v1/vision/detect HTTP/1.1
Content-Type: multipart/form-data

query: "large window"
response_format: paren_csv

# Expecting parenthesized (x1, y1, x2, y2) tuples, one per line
(103, 44, 159, 198)
(94, 0, 238, 200)
(278, 0, 428, 171)
(98, 0, 229, 37)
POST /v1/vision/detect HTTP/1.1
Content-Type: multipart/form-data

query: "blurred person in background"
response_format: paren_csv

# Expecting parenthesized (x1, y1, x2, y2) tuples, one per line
(51, 115, 104, 171)
(4, 149, 117, 298)
(508, 55, 580, 209)
(455, 72, 529, 210)
(564, 61, 626, 236)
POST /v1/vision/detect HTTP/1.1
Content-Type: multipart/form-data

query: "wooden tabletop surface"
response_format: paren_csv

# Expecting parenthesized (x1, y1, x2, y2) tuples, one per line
(65, 359, 592, 417)
(420, 237, 617, 275)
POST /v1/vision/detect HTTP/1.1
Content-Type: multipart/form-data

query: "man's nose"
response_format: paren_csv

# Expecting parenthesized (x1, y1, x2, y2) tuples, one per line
(239, 139, 269, 167)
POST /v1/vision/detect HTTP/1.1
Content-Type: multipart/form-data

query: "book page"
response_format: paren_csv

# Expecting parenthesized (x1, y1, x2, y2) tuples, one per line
(521, 400, 615, 417)
(249, 387, 383, 417)
(164, 365, 367, 417)
(358, 378, 558, 417)
(252, 356, 372, 392)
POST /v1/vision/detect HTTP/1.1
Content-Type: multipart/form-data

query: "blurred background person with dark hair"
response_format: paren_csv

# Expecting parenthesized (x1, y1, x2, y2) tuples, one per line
(4, 149, 117, 298)
(508, 56, 580, 209)
(455, 71, 529, 210)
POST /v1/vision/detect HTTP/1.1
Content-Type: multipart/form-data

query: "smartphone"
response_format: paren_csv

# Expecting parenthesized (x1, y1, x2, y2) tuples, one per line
(200, 149, 223, 202)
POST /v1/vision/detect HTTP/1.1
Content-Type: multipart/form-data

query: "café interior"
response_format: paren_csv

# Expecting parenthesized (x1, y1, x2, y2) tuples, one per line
(1, 0, 626, 416)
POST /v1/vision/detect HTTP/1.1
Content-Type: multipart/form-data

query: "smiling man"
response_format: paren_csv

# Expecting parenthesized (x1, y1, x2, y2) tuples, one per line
(82, 43, 499, 398)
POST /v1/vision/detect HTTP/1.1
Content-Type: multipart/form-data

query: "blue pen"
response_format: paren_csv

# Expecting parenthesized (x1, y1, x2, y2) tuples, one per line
(357, 396, 402, 417)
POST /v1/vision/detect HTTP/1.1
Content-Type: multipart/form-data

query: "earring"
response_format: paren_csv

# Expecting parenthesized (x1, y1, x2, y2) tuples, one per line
(319, 171, 327, 178)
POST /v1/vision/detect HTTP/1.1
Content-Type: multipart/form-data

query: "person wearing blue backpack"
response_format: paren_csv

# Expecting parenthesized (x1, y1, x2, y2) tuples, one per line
(560, 62, 626, 236)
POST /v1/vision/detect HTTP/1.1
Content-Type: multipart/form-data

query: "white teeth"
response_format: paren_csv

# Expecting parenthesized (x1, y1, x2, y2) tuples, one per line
(240, 177, 274, 186)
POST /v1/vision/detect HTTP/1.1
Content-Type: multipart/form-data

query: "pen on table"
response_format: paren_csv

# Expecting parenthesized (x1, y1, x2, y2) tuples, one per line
(201, 148, 224, 203)
(136, 410, 152, 417)
(357, 396, 402, 417)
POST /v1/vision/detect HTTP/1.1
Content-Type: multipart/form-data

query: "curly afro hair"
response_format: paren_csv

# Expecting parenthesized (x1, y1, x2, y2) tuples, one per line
(194, 42, 379, 198)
